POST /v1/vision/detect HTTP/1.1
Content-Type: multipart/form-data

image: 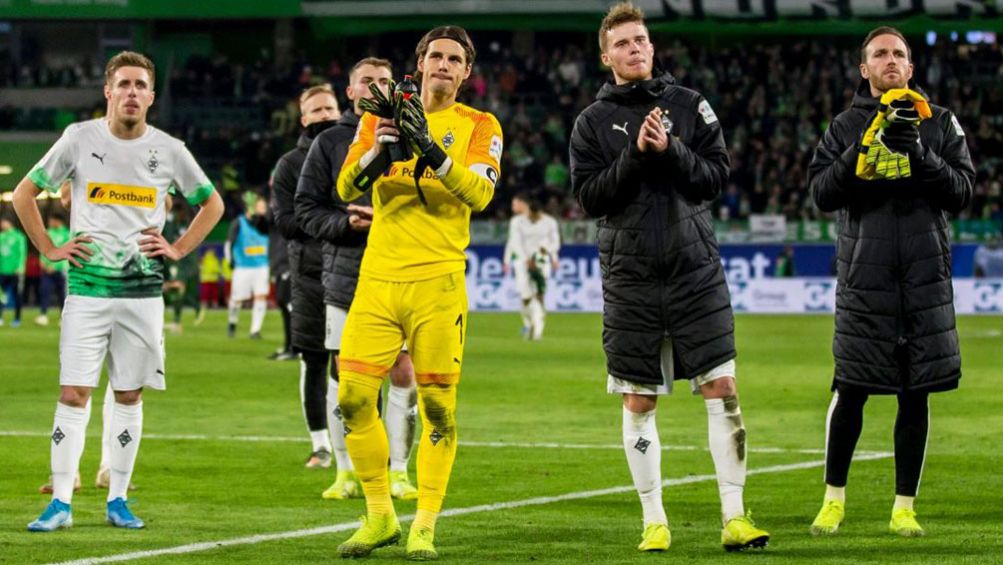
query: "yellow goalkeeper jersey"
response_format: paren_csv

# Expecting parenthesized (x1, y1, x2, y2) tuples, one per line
(337, 102, 503, 282)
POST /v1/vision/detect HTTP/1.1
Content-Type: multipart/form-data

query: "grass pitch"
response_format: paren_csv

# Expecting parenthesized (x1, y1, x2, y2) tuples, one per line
(1, 309, 1001, 563)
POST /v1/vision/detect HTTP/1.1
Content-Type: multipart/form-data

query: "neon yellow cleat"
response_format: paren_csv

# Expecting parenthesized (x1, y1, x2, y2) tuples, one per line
(810, 499, 845, 536)
(889, 508, 925, 537)
(321, 470, 361, 500)
(337, 514, 401, 558)
(389, 470, 418, 501)
(721, 512, 769, 552)
(406, 526, 438, 561)
(637, 522, 670, 552)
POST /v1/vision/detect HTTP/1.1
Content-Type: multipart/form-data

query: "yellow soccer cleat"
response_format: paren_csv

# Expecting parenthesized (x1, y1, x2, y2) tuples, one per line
(337, 514, 402, 558)
(721, 512, 769, 552)
(321, 470, 361, 500)
(406, 526, 438, 561)
(389, 470, 419, 501)
(810, 499, 845, 536)
(637, 522, 670, 552)
(889, 508, 926, 537)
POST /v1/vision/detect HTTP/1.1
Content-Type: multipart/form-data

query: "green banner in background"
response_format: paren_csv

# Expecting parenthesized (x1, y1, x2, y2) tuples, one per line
(0, 0, 301, 19)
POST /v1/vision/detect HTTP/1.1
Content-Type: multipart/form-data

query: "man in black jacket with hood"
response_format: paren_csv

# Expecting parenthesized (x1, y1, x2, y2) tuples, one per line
(295, 58, 418, 503)
(569, 2, 768, 553)
(808, 27, 974, 538)
(270, 84, 340, 469)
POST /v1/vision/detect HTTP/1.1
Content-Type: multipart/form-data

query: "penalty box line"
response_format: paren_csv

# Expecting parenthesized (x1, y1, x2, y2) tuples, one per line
(0, 431, 881, 456)
(47, 452, 892, 565)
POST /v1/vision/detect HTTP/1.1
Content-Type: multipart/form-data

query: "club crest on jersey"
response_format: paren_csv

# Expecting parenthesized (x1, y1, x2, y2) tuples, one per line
(147, 149, 159, 174)
(87, 182, 157, 209)
(442, 130, 455, 149)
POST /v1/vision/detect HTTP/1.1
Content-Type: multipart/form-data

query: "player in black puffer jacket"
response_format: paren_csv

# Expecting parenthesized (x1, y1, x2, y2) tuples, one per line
(807, 27, 974, 537)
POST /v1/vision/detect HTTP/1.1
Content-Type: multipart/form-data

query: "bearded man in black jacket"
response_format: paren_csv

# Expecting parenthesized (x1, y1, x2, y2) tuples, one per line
(807, 27, 974, 538)
(270, 84, 340, 468)
(569, 2, 768, 553)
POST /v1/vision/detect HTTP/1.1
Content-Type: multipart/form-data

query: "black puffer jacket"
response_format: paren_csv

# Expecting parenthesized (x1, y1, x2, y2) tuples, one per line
(808, 80, 975, 394)
(295, 111, 369, 310)
(272, 126, 336, 352)
(569, 72, 734, 385)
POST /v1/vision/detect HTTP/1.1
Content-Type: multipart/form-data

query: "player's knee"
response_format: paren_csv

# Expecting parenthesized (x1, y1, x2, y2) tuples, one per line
(389, 353, 414, 387)
(418, 384, 456, 439)
(623, 393, 657, 414)
(700, 376, 737, 399)
(58, 386, 92, 408)
(113, 389, 143, 405)
(337, 379, 379, 428)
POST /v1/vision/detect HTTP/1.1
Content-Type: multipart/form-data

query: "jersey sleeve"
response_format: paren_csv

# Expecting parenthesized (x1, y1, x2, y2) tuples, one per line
(439, 112, 503, 212)
(335, 113, 378, 202)
(545, 217, 561, 257)
(27, 126, 78, 193)
(172, 142, 215, 206)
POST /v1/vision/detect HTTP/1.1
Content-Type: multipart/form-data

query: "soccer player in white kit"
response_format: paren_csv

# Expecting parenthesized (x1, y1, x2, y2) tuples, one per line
(13, 51, 224, 532)
(503, 192, 561, 340)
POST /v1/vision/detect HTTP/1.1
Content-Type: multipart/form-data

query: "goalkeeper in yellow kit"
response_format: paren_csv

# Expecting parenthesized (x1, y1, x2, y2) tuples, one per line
(334, 25, 502, 561)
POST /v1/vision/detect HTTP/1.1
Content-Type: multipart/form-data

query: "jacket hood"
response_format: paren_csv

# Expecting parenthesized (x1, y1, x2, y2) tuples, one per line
(597, 71, 675, 105)
(851, 78, 929, 112)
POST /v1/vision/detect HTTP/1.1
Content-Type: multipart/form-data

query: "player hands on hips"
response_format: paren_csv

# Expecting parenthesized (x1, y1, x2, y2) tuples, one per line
(568, 3, 768, 552)
(14, 51, 223, 532)
(332, 25, 502, 561)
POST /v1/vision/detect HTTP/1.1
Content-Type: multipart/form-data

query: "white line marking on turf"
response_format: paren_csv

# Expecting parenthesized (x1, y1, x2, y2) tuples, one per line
(46, 452, 891, 565)
(0, 430, 879, 456)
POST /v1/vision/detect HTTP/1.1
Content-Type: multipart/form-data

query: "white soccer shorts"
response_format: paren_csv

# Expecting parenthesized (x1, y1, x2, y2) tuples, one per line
(59, 295, 166, 391)
(513, 263, 548, 300)
(230, 266, 270, 301)
(607, 337, 735, 396)
(325, 304, 407, 354)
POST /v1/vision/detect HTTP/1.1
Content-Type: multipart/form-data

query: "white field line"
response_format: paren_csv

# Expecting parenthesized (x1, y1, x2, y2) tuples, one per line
(0, 430, 884, 456)
(46, 452, 891, 565)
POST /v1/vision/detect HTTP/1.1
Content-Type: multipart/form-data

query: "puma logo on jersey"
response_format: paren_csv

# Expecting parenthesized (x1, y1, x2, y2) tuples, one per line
(612, 122, 629, 136)
(92, 152, 106, 165)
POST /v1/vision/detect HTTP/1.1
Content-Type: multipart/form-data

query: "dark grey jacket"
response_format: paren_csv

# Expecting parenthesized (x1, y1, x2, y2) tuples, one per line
(272, 127, 333, 352)
(808, 80, 975, 394)
(570, 72, 734, 385)
(294, 111, 369, 311)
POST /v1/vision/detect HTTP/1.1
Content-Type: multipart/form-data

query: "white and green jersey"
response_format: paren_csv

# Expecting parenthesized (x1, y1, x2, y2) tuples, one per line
(28, 118, 215, 298)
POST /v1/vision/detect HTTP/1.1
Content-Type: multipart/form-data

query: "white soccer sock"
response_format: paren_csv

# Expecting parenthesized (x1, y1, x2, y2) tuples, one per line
(99, 383, 114, 470)
(386, 383, 417, 472)
(529, 298, 545, 339)
(706, 396, 747, 523)
(51, 402, 91, 504)
(622, 406, 666, 525)
(327, 378, 352, 472)
(107, 402, 143, 502)
(250, 299, 266, 334)
(825, 484, 846, 502)
(227, 300, 240, 324)
(309, 430, 332, 453)
(520, 302, 531, 330)
(300, 360, 333, 452)
(893, 495, 914, 511)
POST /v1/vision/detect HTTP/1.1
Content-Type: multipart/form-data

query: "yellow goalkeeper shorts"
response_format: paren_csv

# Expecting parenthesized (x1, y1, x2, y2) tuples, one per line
(339, 272, 468, 385)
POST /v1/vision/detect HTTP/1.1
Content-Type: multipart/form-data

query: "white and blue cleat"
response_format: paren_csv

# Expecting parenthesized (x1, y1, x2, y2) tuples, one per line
(107, 498, 145, 529)
(27, 500, 73, 532)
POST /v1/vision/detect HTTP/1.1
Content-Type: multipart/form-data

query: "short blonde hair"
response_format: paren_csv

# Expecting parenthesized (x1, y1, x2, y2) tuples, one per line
(599, 2, 645, 52)
(299, 83, 335, 106)
(105, 51, 156, 88)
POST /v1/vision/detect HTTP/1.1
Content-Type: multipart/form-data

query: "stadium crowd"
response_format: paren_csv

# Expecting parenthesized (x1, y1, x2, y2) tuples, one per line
(4, 35, 1002, 223)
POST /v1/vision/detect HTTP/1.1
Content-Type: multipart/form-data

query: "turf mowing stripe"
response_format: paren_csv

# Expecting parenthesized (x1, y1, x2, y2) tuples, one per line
(45, 453, 891, 565)
(0, 430, 873, 455)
